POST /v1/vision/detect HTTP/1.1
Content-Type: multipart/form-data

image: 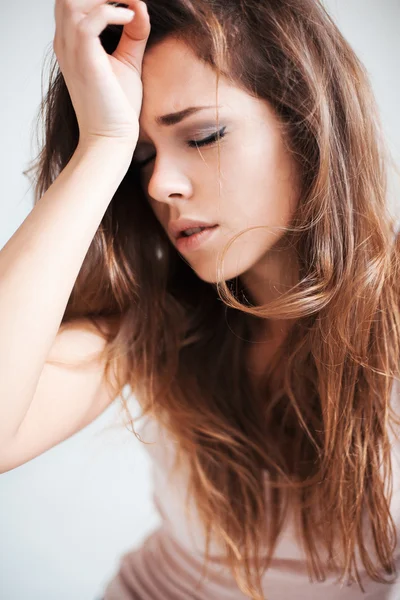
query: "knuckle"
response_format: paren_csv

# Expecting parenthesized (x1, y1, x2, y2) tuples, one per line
(96, 4, 109, 17)
(63, 0, 76, 12)
(70, 11, 83, 27)
(91, 4, 110, 20)
(76, 16, 92, 36)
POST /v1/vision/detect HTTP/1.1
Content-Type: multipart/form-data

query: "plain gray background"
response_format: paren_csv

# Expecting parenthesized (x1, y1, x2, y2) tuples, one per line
(1, 1, 400, 599)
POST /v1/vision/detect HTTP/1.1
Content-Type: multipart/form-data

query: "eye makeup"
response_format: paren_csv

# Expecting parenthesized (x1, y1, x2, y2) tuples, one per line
(132, 126, 228, 169)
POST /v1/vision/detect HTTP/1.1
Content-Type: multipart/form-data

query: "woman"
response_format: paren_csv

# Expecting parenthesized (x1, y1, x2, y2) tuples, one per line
(1, 0, 399, 598)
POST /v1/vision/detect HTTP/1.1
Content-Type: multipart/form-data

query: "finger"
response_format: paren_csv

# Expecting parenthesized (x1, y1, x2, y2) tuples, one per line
(75, 3, 136, 39)
(57, 0, 117, 15)
(112, 0, 151, 76)
(54, 0, 119, 37)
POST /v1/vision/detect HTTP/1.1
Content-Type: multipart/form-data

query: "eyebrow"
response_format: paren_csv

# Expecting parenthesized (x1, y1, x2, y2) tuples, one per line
(155, 105, 223, 127)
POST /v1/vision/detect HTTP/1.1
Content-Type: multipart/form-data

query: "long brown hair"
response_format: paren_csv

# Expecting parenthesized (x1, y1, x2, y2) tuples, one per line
(25, 0, 400, 597)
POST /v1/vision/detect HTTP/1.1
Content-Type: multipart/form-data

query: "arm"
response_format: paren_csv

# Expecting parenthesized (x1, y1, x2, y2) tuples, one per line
(0, 140, 133, 446)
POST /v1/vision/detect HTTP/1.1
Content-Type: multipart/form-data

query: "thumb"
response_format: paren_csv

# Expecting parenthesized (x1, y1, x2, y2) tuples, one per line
(112, 1, 151, 75)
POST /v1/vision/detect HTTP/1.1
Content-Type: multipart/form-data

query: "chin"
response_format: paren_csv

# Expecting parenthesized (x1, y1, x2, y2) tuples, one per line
(189, 260, 250, 286)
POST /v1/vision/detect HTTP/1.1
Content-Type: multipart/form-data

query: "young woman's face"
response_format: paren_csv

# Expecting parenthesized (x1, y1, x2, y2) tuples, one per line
(135, 37, 300, 289)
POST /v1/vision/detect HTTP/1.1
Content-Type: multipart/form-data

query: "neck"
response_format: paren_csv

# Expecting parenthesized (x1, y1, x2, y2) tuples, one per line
(240, 241, 300, 309)
(239, 242, 299, 391)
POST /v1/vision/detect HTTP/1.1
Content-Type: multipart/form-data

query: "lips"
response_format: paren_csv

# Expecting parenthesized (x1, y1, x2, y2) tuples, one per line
(175, 224, 219, 252)
(179, 225, 215, 238)
(169, 219, 218, 240)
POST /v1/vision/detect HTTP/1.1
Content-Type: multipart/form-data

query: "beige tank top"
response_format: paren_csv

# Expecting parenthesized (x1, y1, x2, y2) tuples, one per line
(103, 380, 400, 599)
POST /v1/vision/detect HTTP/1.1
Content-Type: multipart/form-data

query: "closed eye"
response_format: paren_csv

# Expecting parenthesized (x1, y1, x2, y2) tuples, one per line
(187, 126, 227, 149)
(134, 126, 227, 169)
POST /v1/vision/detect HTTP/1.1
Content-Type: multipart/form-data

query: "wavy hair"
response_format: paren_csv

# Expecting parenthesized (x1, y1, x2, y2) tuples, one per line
(25, 0, 400, 597)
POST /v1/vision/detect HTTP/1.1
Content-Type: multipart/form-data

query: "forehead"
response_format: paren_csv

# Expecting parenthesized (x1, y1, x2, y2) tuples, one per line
(138, 37, 278, 138)
(140, 38, 223, 122)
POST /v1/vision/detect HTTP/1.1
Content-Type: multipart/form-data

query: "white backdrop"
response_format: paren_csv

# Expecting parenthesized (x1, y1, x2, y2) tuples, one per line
(1, 1, 399, 599)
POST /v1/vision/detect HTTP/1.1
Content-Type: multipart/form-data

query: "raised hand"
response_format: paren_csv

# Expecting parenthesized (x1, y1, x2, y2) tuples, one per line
(53, 0, 151, 147)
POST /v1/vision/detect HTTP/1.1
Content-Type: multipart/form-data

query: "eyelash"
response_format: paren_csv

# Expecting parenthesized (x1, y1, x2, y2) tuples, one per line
(135, 126, 227, 169)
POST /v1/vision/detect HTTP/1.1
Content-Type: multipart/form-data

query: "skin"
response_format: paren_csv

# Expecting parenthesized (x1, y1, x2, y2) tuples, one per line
(135, 36, 301, 352)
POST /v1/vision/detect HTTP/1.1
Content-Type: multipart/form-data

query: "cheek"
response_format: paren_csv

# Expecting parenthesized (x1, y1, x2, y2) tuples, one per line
(231, 137, 298, 228)
(140, 175, 157, 213)
(148, 198, 162, 221)
(147, 195, 169, 233)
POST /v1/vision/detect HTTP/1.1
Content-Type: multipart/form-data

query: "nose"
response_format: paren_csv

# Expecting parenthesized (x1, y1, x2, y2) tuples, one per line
(146, 157, 193, 206)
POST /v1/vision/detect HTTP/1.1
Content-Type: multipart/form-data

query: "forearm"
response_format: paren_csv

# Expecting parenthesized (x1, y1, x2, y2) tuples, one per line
(0, 140, 134, 441)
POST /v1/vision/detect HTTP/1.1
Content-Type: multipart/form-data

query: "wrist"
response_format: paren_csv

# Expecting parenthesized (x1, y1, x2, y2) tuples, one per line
(77, 135, 137, 154)
(75, 136, 137, 169)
